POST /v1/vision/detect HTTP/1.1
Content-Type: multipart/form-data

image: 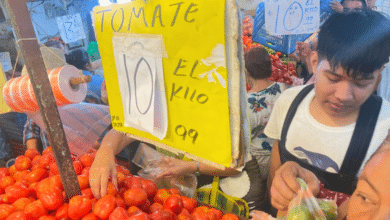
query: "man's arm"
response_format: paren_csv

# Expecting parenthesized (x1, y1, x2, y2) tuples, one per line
(157, 158, 240, 180)
(89, 129, 135, 198)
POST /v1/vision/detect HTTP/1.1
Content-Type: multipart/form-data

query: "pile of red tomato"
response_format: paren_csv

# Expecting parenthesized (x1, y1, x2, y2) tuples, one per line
(0, 147, 241, 220)
(242, 16, 297, 86)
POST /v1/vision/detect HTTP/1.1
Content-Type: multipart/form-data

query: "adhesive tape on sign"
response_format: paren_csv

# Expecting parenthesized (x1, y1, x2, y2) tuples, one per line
(19, 76, 39, 112)
(49, 65, 87, 106)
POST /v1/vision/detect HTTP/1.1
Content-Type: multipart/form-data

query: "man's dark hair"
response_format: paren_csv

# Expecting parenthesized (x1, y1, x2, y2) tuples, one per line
(44, 40, 63, 50)
(317, 10, 390, 78)
(65, 49, 91, 71)
(340, 0, 367, 9)
(244, 47, 272, 80)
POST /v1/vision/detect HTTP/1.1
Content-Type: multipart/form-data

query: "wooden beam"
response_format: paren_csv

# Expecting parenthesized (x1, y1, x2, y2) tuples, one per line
(4, 0, 81, 199)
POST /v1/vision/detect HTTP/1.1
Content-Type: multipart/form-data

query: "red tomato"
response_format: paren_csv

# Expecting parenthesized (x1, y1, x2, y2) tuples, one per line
(81, 188, 94, 200)
(181, 197, 197, 214)
(15, 156, 32, 171)
(48, 163, 59, 176)
(153, 189, 171, 205)
(68, 196, 92, 220)
(0, 168, 10, 180)
(117, 172, 125, 185)
(107, 182, 117, 196)
(141, 179, 157, 198)
(12, 197, 32, 211)
(49, 175, 64, 191)
(5, 184, 30, 203)
(116, 165, 130, 176)
(25, 168, 48, 184)
(93, 194, 116, 220)
(149, 210, 176, 220)
(78, 175, 90, 190)
(39, 153, 55, 169)
(5, 211, 30, 220)
(168, 189, 180, 196)
(192, 212, 209, 220)
(73, 161, 84, 175)
(82, 167, 91, 177)
(42, 147, 52, 155)
(163, 196, 183, 214)
(139, 199, 151, 213)
(8, 165, 17, 176)
(179, 209, 190, 216)
(115, 197, 126, 209)
(128, 212, 150, 220)
(0, 204, 16, 220)
(37, 188, 63, 210)
(149, 203, 163, 214)
(178, 213, 193, 220)
(82, 213, 100, 220)
(208, 209, 222, 220)
(193, 206, 208, 214)
(24, 149, 40, 161)
(124, 176, 142, 190)
(24, 200, 47, 220)
(31, 156, 41, 167)
(55, 204, 68, 220)
(0, 195, 8, 204)
(221, 214, 239, 220)
(206, 212, 218, 220)
(127, 206, 141, 215)
(80, 154, 94, 168)
(38, 216, 56, 220)
(0, 176, 15, 190)
(124, 188, 147, 207)
(109, 207, 129, 220)
(13, 170, 29, 182)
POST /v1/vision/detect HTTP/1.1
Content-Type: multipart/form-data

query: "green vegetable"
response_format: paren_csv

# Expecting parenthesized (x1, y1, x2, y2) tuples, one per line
(318, 200, 337, 220)
(287, 204, 314, 220)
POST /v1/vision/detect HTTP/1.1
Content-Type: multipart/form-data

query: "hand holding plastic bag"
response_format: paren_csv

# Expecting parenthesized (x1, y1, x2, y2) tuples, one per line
(132, 144, 197, 198)
(250, 178, 337, 220)
(284, 178, 337, 220)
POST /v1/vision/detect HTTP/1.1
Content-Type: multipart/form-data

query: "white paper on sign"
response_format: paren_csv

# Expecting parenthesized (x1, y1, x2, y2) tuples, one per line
(56, 13, 86, 44)
(112, 35, 168, 140)
(265, 0, 320, 35)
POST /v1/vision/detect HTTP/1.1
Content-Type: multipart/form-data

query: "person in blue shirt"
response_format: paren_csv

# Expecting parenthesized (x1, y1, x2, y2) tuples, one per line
(65, 49, 104, 104)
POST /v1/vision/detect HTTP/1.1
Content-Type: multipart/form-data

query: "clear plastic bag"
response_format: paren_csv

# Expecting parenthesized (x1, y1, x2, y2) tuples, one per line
(249, 178, 337, 220)
(133, 143, 197, 198)
(285, 178, 337, 220)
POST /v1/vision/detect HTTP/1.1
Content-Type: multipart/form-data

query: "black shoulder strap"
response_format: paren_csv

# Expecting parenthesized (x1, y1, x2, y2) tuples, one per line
(279, 84, 314, 156)
(339, 95, 382, 177)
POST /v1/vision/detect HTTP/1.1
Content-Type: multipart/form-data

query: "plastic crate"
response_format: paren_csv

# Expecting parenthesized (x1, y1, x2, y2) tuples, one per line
(252, 0, 338, 54)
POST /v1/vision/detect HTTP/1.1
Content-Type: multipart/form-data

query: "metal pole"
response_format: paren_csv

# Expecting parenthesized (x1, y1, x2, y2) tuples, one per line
(4, 0, 81, 199)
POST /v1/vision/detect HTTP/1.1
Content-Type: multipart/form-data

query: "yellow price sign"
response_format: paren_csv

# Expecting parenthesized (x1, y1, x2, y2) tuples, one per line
(94, 0, 241, 167)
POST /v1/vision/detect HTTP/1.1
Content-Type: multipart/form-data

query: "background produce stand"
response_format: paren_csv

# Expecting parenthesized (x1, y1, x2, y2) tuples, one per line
(4, 0, 81, 199)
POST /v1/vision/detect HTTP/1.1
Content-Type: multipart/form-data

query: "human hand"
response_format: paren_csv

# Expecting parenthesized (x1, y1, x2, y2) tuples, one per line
(156, 158, 196, 180)
(296, 42, 312, 60)
(250, 210, 277, 220)
(89, 147, 117, 199)
(330, 0, 344, 13)
(270, 161, 320, 211)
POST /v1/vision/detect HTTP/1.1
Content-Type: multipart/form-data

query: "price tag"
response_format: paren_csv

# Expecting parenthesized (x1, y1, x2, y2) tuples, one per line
(265, 0, 320, 35)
